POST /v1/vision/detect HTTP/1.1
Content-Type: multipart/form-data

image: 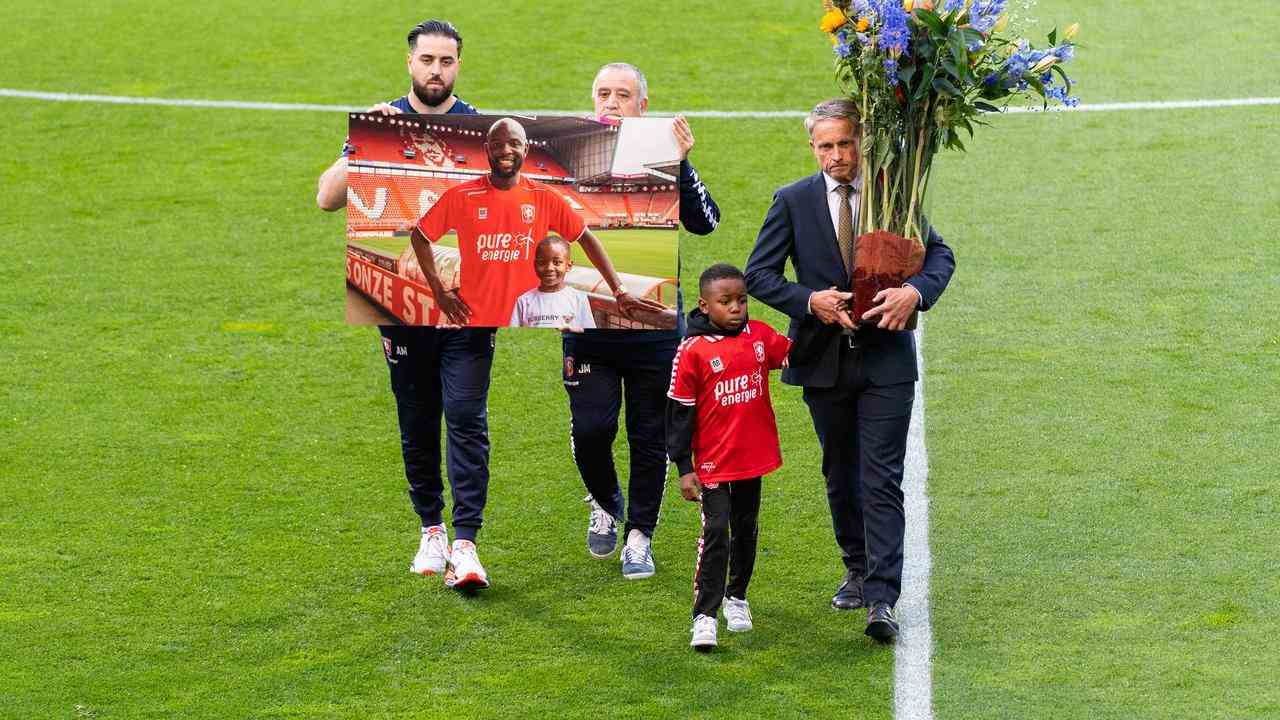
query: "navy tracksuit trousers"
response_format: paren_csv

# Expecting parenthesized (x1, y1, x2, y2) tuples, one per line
(562, 336, 674, 538)
(379, 325, 495, 542)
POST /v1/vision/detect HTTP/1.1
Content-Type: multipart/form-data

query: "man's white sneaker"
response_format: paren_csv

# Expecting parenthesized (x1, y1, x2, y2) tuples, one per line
(444, 539, 489, 591)
(409, 524, 449, 576)
(723, 597, 753, 632)
(620, 529, 655, 579)
(690, 614, 718, 651)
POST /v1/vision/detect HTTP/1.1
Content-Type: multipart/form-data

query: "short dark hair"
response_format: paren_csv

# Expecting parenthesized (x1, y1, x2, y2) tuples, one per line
(407, 20, 463, 57)
(535, 235, 571, 257)
(698, 263, 745, 296)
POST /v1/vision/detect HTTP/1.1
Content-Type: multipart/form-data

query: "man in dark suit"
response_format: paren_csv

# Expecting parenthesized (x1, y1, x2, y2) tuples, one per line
(744, 98, 955, 642)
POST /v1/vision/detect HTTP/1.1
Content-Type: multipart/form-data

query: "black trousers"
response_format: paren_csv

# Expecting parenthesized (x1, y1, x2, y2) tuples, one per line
(692, 478, 762, 618)
(802, 341, 913, 607)
(562, 339, 675, 538)
(380, 325, 495, 542)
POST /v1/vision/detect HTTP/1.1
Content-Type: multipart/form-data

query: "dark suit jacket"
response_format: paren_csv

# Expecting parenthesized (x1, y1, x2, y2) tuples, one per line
(745, 172, 956, 389)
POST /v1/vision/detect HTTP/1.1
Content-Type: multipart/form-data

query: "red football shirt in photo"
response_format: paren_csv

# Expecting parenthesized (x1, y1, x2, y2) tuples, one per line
(416, 175, 587, 326)
(667, 320, 793, 484)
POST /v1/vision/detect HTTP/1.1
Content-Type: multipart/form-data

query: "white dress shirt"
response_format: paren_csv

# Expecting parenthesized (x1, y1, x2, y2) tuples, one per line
(807, 172, 921, 314)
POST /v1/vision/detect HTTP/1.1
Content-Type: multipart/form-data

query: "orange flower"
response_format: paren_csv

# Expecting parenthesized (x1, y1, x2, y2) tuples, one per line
(856, 17, 870, 32)
(820, 9, 847, 34)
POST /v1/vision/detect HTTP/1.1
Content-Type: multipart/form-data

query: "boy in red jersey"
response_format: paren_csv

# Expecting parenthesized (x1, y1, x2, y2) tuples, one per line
(411, 117, 654, 327)
(666, 263, 792, 651)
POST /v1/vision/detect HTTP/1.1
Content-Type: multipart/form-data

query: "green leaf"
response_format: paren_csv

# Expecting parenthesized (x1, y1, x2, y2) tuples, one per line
(915, 8, 945, 35)
(914, 65, 937, 102)
(941, 57, 960, 81)
(948, 32, 967, 68)
(898, 62, 917, 86)
(1048, 27, 1058, 46)
(959, 28, 986, 50)
(932, 76, 963, 97)
(974, 101, 1001, 113)
(1051, 64, 1072, 91)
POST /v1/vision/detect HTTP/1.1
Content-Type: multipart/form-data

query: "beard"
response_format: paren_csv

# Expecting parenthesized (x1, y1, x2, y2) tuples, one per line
(488, 153, 524, 179)
(411, 77, 454, 108)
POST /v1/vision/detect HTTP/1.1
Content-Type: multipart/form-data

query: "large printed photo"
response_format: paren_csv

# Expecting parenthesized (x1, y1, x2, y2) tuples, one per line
(345, 112, 680, 329)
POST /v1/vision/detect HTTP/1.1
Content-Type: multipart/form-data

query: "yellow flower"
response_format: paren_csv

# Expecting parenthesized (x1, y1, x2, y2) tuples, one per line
(856, 17, 870, 32)
(993, 13, 1009, 33)
(1064, 22, 1080, 41)
(820, 9, 847, 33)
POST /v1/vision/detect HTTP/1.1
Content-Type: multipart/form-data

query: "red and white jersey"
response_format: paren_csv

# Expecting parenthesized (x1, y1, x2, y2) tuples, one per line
(416, 175, 587, 326)
(667, 320, 792, 484)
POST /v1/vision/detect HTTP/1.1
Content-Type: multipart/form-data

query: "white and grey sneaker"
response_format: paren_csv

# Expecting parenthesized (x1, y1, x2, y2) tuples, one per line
(409, 524, 449, 576)
(723, 597, 753, 632)
(444, 539, 489, 591)
(620, 529, 655, 579)
(585, 495, 618, 558)
(690, 614, 718, 651)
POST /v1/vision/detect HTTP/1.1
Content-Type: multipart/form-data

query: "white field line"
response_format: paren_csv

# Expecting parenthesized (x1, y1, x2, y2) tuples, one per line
(896, 319, 934, 720)
(2, 88, 1278, 117)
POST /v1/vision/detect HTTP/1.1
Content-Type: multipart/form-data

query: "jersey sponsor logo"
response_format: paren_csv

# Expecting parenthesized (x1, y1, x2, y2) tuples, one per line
(754, 340, 765, 363)
(709, 356, 723, 373)
(521, 203, 535, 224)
(700, 462, 717, 475)
(478, 207, 488, 220)
(713, 370, 764, 407)
(476, 231, 534, 262)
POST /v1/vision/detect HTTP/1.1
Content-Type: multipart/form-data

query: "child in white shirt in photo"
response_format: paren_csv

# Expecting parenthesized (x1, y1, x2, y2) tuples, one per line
(510, 236, 597, 330)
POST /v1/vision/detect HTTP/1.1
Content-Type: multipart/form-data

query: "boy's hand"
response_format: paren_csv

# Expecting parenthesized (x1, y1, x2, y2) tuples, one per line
(679, 472, 701, 502)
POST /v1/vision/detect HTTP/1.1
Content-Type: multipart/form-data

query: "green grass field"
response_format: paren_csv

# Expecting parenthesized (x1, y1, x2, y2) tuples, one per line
(354, 227, 678, 280)
(2, 1, 1278, 718)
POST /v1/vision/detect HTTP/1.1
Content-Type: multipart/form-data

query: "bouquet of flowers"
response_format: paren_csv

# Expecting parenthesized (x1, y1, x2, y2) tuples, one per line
(819, 0, 1079, 320)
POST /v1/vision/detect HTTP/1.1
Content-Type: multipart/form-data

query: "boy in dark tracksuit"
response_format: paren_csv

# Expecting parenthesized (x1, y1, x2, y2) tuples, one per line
(667, 264, 792, 650)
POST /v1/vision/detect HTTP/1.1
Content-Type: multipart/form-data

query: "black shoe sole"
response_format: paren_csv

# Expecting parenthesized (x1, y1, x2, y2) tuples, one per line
(831, 598, 865, 611)
(865, 620, 898, 643)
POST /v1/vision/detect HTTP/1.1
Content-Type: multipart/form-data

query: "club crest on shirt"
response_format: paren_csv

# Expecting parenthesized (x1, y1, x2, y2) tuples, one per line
(521, 203, 535, 224)
(478, 207, 488, 220)
(753, 340, 765, 363)
(382, 337, 395, 363)
(709, 356, 724, 373)
(564, 355, 575, 378)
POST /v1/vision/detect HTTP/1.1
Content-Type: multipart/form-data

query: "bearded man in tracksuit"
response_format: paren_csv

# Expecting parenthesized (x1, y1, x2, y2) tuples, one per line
(567, 62, 721, 578)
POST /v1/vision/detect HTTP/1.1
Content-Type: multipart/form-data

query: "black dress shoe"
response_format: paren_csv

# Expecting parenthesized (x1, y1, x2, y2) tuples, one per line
(831, 571, 865, 610)
(865, 602, 899, 642)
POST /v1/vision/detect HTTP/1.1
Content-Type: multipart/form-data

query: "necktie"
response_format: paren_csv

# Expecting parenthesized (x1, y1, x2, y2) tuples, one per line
(835, 184, 855, 276)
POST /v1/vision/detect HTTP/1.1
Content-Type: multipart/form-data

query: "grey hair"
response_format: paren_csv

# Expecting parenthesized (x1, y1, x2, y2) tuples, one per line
(804, 98, 861, 137)
(593, 62, 648, 100)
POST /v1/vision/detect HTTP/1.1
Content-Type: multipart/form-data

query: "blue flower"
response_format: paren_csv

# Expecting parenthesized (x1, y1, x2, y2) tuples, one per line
(835, 43, 854, 58)
(879, 2, 911, 55)
(884, 57, 900, 86)
(1054, 44, 1075, 62)
(1065, 95, 1080, 108)
(856, 32, 872, 46)
(969, 0, 1008, 33)
(943, 0, 965, 12)
(1040, 72, 1053, 84)
(982, 72, 999, 87)
(852, 0, 872, 16)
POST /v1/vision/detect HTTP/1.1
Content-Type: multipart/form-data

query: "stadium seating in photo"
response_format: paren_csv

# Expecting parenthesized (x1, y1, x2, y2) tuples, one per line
(347, 169, 678, 234)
